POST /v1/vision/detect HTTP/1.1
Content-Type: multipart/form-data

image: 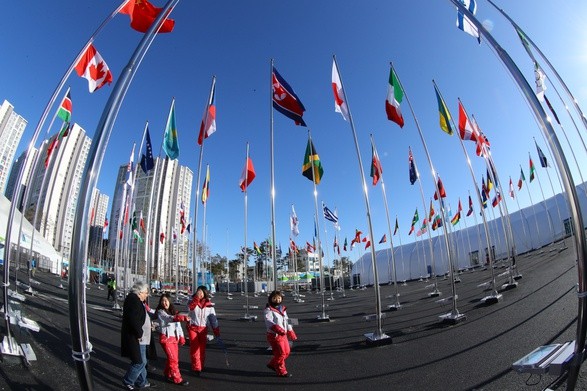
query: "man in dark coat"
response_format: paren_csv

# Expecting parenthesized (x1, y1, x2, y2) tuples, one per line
(121, 282, 154, 390)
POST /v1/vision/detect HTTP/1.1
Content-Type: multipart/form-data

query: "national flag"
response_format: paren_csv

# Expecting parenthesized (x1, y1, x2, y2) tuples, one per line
(457, 198, 463, 213)
(306, 241, 315, 253)
(365, 238, 371, 250)
(74, 44, 113, 93)
(103, 216, 109, 234)
(434, 83, 453, 135)
(408, 209, 419, 235)
(119, 0, 175, 33)
(420, 218, 428, 233)
(457, 100, 478, 142)
(57, 90, 72, 123)
(492, 191, 502, 208)
(159, 232, 165, 244)
(529, 157, 536, 182)
(331, 58, 349, 121)
(163, 100, 180, 160)
(518, 168, 525, 190)
(290, 240, 298, 253)
(509, 177, 515, 198)
(179, 201, 186, 234)
(536, 142, 548, 168)
(272, 66, 307, 126)
(456, 0, 480, 43)
(44, 123, 69, 168)
(486, 169, 494, 192)
(125, 144, 135, 188)
(516, 27, 536, 62)
(379, 234, 387, 244)
(323, 203, 340, 230)
(481, 184, 488, 208)
(290, 205, 299, 238)
(202, 165, 210, 204)
(133, 229, 144, 243)
(239, 157, 256, 191)
(471, 116, 491, 157)
(481, 177, 489, 198)
(466, 195, 474, 216)
(140, 127, 155, 174)
(350, 229, 362, 246)
(139, 211, 146, 233)
(544, 95, 561, 125)
(451, 211, 461, 226)
(432, 214, 443, 231)
(172, 228, 177, 243)
(343, 237, 348, 251)
(433, 176, 447, 200)
(385, 66, 405, 127)
(185, 222, 191, 235)
(302, 138, 324, 184)
(534, 61, 546, 102)
(408, 147, 418, 185)
(370, 145, 383, 186)
(393, 217, 399, 236)
(429, 199, 435, 221)
(198, 79, 217, 145)
(254, 242, 262, 255)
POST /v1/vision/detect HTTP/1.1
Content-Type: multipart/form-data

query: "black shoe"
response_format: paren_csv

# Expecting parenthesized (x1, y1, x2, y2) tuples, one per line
(266, 364, 276, 372)
(278, 373, 292, 378)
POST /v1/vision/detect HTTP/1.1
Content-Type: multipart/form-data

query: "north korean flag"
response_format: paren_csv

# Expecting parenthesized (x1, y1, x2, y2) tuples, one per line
(272, 66, 307, 126)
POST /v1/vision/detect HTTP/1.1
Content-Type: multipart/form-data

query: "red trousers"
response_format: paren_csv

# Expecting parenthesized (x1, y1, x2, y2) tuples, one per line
(267, 333, 290, 375)
(159, 335, 183, 383)
(188, 326, 209, 371)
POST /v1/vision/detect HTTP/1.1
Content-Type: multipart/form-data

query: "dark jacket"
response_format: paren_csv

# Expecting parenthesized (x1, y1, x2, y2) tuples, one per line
(121, 292, 146, 364)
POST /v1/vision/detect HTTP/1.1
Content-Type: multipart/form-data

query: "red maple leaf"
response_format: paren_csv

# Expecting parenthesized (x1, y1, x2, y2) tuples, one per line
(89, 61, 106, 82)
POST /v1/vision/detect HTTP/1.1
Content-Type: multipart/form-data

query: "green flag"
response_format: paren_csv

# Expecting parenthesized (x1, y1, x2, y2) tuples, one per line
(57, 91, 72, 123)
(434, 83, 453, 135)
(163, 100, 180, 160)
(302, 138, 324, 184)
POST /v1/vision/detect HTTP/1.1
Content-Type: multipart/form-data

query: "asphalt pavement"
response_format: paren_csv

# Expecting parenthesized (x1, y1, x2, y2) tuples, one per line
(1, 238, 587, 391)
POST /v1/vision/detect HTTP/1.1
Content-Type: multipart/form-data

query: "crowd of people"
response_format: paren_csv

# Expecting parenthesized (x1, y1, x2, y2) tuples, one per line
(119, 282, 298, 389)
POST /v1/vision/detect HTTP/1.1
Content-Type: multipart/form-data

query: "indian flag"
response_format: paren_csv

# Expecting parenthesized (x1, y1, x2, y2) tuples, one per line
(385, 67, 404, 128)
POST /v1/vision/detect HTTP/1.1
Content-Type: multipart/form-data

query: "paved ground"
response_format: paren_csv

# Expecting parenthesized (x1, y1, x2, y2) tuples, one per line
(1, 238, 587, 390)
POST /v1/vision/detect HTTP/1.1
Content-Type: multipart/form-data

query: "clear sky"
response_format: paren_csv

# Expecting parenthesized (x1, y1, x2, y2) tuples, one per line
(2, 1, 587, 264)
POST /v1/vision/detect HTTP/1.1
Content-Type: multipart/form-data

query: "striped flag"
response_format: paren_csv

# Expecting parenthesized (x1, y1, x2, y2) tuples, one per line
(57, 90, 72, 122)
(456, 0, 480, 43)
(322, 203, 340, 231)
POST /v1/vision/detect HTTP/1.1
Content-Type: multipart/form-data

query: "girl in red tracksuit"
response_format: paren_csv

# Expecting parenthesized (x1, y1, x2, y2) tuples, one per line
(156, 293, 190, 386)
(264, 290, 297, 377)
(187, 286, 220, 375)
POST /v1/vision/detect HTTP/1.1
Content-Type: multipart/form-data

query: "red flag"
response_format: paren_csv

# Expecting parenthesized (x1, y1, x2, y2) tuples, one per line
(239, 157, 256, 191)
(159, 232, 165, 244)
(365, 238, 371, 249)
(198, 80, 217, 145)
(119, 0, 175, 33)
(74, 44, 113, 93)
(306, 241, 315, 253)
(492, 191, 502, 207)
(370, 145, 383, 186)
(433, 176, 447, 200)
(457, 101, 478, 142)
(350, 229, 362, 246)
(272, 67, 307, 126)
(509, 177, 515, 198)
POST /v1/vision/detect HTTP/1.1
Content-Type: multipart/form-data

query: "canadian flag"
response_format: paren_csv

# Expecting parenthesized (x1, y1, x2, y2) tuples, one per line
(75, 44, 113, 93)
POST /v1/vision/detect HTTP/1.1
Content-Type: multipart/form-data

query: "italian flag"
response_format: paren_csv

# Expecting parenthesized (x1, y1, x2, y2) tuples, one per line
(385, 67, 404, 128)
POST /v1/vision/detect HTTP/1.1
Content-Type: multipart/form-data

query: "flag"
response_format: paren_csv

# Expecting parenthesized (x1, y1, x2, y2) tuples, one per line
(119, 0, 175, 33)
(536, 142, 548, 168)
(534, 61, 546, 102)
(125, 144, 135, 188)
(429, 199, 435, 221)
(163, 100, 179, 160)
(185, 223, 191, 234)
(198, 80, 217, 145)
(509, 177, 515, 198)
(481, 176, 489, 198)
(434, 84, 453, 135)
(103, 217, 109, 234)
(57, 91, 72, 123)
(306, 241, 315, 253)
(302, 138, 324, 184)
(393, 217, 399, 236)
(516, 27, 536, 62)
(432, 214, 442, 231)
(466, 195, 474, 216)
(456, 0, 480, 43)
(239, 157, 256, 191)
(434, 176, 447, 200)
(457, 100, 478, 142)
(408, 147, 418, 185)
(290, 240, 298, 253)
(544, 95, 561, 125)
(179, 201, 186, 234)
(254, 242, 262, 255)
(139, 211, 146, 233)
(323, 203, 340, 230)
(492, 191, 502, 208)
(385, 67, 404, 127)
(290, 205, 299, 237)
(331, 58, 349, 121)
(518, 168, 525, 190)
(74, 44, 113, 93)
(451, 211, 461, 226)
(486, 169, 494, 192)
(370, 145, 383, 186)
(529, 157, 536, 182)
(343, 237, 348, 251)
(202, 165, 210, 204)
(133, 229, 144, 243)
(365, 238, 371, 250)
(172, 228, 177, 243)
(272, 66, 307, 126)
(140, 127, 155, 174)
(471, 116, 491, 157)
(481, 184, 488, 208)
(159, 232, 165, 244)
(409, 209, 419, 235)
(350, 229, 362, 246)
(44, 122, 69, 168)
(379, 234, 386, 244)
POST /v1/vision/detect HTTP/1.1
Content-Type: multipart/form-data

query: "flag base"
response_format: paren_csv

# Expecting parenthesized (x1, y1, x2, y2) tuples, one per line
(112, 302, 121, 310)
(316, 314, 331, 322)
(1, 336, 22, 357)
(454, 278, 462, 283)
(240, 314, 258, 322)
(387, 302, 402, 311)
(364, 332, 392, 346)
(513, 273, 523, 281)
(428, 289, 441, 298)
(439, 311, 466, 324)
(481, 293, 503, 305)
(501, 281, 518, 291)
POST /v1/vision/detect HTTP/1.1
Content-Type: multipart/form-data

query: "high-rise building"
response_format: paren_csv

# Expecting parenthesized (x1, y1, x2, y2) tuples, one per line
(88, 188, 109, 267)
(108, 157, 193, 282)
(26, 123, 91, 261)
(0, 100, 27, 196)
(5, 148, 38, 210)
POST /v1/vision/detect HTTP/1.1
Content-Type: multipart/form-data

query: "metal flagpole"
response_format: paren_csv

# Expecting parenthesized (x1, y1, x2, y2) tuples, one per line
(319, 211, 335, 302)
(395, 216, 406, 285)
(332, 56, 388, 342)
(510, 180, 530, 250)
(269, 59, 278, 292)
(241, 143, 254, 320)
(530, 152, 556, 245)
(370, 136, 401, 309)
(144, 154, 160, 291)
(449, 1, 587, 387)
(521, 164, 542, 249)
(67, 1, 180, 388)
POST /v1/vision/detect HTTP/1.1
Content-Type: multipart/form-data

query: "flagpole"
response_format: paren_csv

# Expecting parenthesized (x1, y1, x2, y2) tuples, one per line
(529, 152, 556, 245)
(333, 56, 387, 342)
(393, 63, 462, 324)
(395, 216, 406, 285)
(268, 59, 279, 291)
(450, 1, 587, 386)
(241, 143, 254, 320)
(144, 147, 160, 291)
(319, 208, 335, 302)
(134, 122, 149, 281)
(510, 181, 530, 250)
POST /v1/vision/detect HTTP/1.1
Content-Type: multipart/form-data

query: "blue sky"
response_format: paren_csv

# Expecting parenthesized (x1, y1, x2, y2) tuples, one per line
(2, 1, 587, 262)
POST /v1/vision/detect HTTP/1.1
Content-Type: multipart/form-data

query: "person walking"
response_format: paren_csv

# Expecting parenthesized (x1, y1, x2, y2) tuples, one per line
(264, 290, 297, 377)
(187, 285, 220, 376)
(156, 293, 190, 386)
(107, 277, 116, 301)
(121, 281, 155, 390)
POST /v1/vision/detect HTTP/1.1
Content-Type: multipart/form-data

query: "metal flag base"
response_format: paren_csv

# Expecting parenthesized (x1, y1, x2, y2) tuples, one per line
(112, 302, 121, 310)
(387, 302, 402, 311)
(439, 311, 467, 325)
(428, 289, 441, 298)
(364, 332, 393, 346)
(239, 314, 258, 322)
(1, 336, 22, 357)
(502, 281, 518, 291)
(480, 293, 503, 305)
(513, 273, 523, 281)
(316, 314, 331, 322)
